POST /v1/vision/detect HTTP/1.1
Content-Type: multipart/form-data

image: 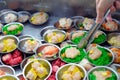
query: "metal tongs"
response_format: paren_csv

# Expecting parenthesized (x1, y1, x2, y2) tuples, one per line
(78, 9, 110, 48)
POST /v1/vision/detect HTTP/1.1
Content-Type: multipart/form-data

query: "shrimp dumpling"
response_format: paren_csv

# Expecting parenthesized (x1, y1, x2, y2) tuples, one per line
(65, 47, 80, 58)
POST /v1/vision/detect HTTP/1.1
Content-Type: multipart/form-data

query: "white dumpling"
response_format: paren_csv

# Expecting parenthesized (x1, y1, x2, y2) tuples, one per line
(62, 74, 73, 80)
(8, 25, 18, 31)
(65, 47, 80, 58)
(79, 59, 93, 71)
(0, 43, 4, 51)
(59, 18, 72, 29)
(26, 70, 35, 80)
(88, 47, 102, 60)
(93, 71, 112, 80)
(24, 40, 39, 52)
(68, 65, 76, 71)
(94, 31, 103, 38)
(83, 18, 94, 30)
(32, 61, 40, 69)
(4, 13, 17, 23)
(7, 39, 15, 46)
(73, 72, 81, 80)
(72, 31, 84, 40)
(51, 36, 58, 43)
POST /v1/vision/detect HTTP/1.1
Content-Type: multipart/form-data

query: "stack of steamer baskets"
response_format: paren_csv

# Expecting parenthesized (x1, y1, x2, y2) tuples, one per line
(0, 9, 120, 80)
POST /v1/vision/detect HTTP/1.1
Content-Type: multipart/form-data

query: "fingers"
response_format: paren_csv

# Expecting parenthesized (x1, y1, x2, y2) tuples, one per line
(96, 8, 105, 23)
(96, 0, 114, 23)
(115, 0, 120, 9)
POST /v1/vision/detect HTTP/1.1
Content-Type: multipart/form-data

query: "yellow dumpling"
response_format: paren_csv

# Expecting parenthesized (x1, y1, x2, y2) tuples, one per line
(31, 61, 48, 78)
(62, 65, 84, 80)
(26, 68, 37, 80)
(2, 39, 17, 52)
(36, 64, 48, 78)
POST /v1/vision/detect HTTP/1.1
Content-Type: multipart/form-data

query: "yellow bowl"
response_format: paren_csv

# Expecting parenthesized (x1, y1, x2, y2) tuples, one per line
(23, 59, 52, 80)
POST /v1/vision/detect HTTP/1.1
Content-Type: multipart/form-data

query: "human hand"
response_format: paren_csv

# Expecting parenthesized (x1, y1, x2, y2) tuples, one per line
(96, 0, 120, 23)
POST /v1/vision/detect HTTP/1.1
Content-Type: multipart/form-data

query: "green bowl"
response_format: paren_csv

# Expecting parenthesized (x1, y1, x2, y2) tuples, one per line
(23, 59, 52, 80)
(2, 22, 24, 35)
(86, 45, 114, 66)
(43, 29, 66, 44)
(59, 45, 86, 63)
(87, 66, 119, 80)
(56, 64, 87, 80)
(70, 30, 88, 44)
(92, 31, 107, 44)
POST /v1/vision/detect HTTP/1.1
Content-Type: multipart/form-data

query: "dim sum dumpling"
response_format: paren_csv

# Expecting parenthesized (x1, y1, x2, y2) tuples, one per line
(65, 47, 80, 58)
(8, 25, 18, 31)
(0, 43, 4, 51)
(88, 47, 102, 60)
(26, 68, 37, 80)
(59, 18, 72, 29)
(4, 13, 17, 23)
(93, 71, 112, 80)
(62, 65, 83, 80)
(24, 40, 39, 52)
(62, 74, 73, 80)
(94, 31, 103, 38)
(72, 32, 84, 40)
(83, 18, 94, 30)
(72, 72, 81, 80)
(31, 61, 48, 78)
